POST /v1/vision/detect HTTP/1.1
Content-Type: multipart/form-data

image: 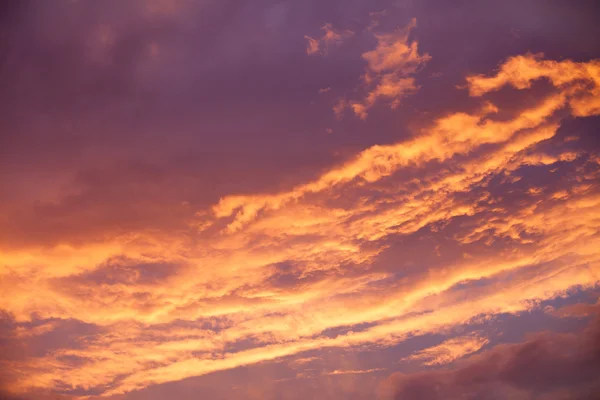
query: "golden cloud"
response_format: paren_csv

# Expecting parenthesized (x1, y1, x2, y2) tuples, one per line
(336, 18, 431, 119)
(402, 334, 489, 366)
(1, 53, 600, 397)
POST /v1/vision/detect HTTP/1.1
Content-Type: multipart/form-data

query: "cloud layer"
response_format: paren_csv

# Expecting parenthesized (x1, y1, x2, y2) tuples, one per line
(0, 1, 599, 399)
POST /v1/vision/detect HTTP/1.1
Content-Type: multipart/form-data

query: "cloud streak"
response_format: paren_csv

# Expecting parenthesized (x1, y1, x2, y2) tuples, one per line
(402, 334, 489, 366)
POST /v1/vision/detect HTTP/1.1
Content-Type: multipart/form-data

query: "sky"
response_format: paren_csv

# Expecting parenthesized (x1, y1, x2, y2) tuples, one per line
(1, 0, 600, 399)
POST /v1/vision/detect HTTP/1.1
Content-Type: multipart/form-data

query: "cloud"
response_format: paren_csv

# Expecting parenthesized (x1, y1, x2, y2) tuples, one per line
(467, 53, 600, 96)
(466, 53, 600, 117)
(6, 146, 599, 396)
(383, 316, 600, 400)
(361, 19, 426, 74)
(213, 53, 600, 232)
(290, 356, 321, 365)
(1, 51, 600, 398)
(402, 334, 489, 366)
(550, 299, 600, 319)
(337, 18, 430, 119)
(304, 23, 354, 55)
(62, 258, 181, 286)
(326, 368, 385, 375)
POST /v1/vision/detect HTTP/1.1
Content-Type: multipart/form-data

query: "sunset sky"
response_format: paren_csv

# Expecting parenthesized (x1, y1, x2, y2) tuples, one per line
(1, 1, 600, 399)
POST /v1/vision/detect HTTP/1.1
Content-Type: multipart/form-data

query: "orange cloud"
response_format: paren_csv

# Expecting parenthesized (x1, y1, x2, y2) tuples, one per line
(467, 53, 600, 116)
(402, 334, 489, 366)
(304, 23, 354, 56)
(2, 53, 600, 398)
(326, 368, 386, 375)
(337, 18, 430, 119)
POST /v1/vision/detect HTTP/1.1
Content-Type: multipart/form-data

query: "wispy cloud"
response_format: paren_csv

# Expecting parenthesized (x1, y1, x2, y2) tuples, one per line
(326, 368, 386, 375)
(402, 334, 489, 366)
(304, 23, 354, 56)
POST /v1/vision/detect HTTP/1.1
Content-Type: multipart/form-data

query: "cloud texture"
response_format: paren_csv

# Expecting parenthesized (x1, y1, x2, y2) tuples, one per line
(0, 1, 599, 399)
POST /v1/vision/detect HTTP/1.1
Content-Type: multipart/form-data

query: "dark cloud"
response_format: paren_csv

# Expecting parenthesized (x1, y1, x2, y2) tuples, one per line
(387, 316, 600, 400)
